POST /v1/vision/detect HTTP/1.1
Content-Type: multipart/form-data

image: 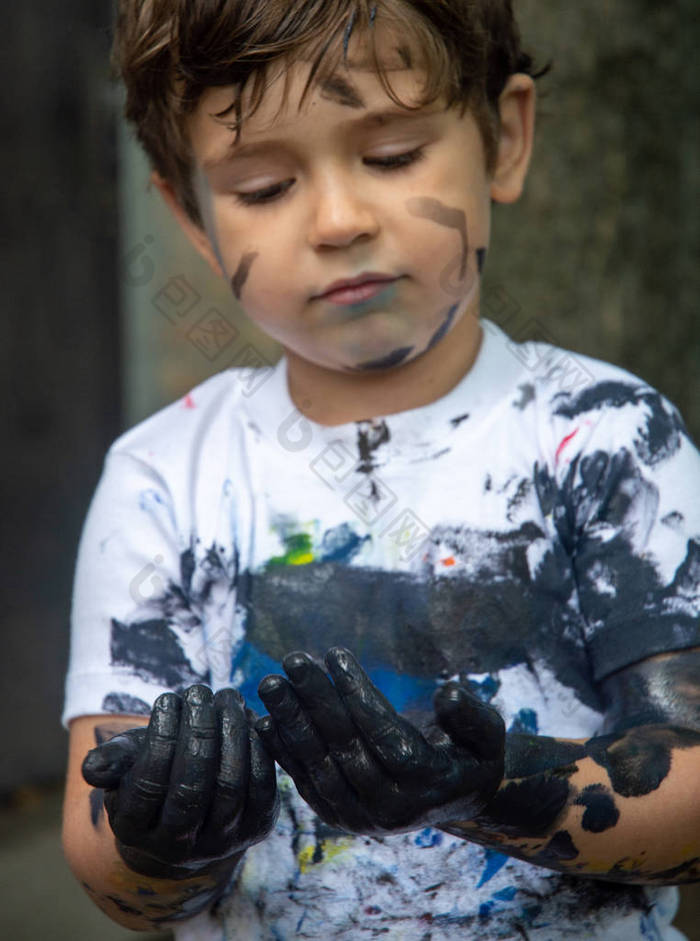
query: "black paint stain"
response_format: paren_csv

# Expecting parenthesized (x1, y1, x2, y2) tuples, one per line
(476, 247, 487, 275)
(89, 788, 105, 828)
(552, 382, 686, 467)
(426, 303, 459, 352)
(450, 413, 470, 429)
(357, 421, 390, 477)
(574, 784, 620, 833)
(232, 252, 259, 301)
(586, 725, 700, 798)
(101, 693, 151, 716)
(110, 618, 206, 690)
(601, 648, 700, 733)
(535, 830, 579, 864)
(407, 197, 469, 281)
(513, 383, 535, 411)
(320, 72, 365, 109)
(479, 768, 576, 838)
(351, 346, 414, 371)
(504, 734, 586, 779)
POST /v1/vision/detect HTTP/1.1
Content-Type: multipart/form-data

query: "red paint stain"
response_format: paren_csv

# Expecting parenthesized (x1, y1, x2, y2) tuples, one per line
(183, 393, 196, 409)
(442, 556, 456, 567)
(556, 428, 579, 464)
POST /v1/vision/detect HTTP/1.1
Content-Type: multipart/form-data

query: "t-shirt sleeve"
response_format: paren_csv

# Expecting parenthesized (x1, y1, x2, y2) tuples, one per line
(62, 448, 222, 727)
(539, 380, 700, 682)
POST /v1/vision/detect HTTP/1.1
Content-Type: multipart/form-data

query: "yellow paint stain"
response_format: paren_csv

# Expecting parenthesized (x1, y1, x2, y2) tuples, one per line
(298, 838, 353, 874)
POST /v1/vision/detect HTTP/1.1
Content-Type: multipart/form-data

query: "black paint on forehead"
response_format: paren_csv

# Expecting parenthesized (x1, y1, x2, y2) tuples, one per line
(232, 251, 259, 301)
(320, 73, 366, 110)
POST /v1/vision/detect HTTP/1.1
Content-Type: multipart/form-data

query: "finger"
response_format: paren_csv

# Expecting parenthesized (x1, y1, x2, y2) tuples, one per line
(115, 693, 180, 833)
(203, 689, 248, 835)
(434, 683, 505, 760)
(282, 651, 358, 751)
(325, 648, 431, 772)
(255, 715, 369, 832)
(82, 727, 147, 788)
(237, 723, 279, 844)
(160, 685, 218, 837)
(258, 674, 331, 767)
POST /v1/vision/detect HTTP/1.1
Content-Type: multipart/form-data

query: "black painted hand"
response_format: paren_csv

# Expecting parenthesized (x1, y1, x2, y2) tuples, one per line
(256, 648, 505, 836)
(82, 686, 279, 878)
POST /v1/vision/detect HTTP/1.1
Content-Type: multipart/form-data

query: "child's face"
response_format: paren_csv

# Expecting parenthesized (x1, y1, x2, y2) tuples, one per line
(166, 27, 533, 408)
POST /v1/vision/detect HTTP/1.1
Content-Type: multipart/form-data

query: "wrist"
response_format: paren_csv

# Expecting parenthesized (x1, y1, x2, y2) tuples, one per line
(116, 841, 246, 882)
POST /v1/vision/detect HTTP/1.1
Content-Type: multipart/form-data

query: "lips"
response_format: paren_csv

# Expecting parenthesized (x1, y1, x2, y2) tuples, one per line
(316, 273, 397, 299)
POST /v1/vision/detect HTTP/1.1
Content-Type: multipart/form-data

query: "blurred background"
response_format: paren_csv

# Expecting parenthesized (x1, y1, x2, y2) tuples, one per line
(1, 1, 698, 937)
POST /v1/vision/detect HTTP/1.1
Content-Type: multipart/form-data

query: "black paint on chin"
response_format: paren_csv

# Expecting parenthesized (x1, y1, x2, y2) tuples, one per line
(350, 346, 414, 371)
(232, 252, 259, 301)
(426, 304, 459, 352)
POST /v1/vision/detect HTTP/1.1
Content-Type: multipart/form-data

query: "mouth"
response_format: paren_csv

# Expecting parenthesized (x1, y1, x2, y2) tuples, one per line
(316, 275, 400, 306)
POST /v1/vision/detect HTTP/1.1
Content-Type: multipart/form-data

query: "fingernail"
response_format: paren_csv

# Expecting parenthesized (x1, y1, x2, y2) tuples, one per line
(283, 651, 311, 683)
(258, 676, 287, 705)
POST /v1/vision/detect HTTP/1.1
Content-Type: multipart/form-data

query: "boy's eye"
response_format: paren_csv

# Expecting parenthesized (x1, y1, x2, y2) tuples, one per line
(233, 147, 426, 208)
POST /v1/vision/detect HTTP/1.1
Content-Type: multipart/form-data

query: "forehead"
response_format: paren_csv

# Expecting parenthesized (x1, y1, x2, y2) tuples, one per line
(190, 23, 432, 149)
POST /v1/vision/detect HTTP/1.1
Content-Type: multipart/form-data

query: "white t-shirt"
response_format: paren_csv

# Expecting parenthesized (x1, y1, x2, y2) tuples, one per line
(63, 319, 699, 940)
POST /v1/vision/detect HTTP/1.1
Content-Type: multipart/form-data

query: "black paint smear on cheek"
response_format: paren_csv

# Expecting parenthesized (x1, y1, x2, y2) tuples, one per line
(231, 252, 259, 301)
(574, 783, 620, 833)
(426, 304, 459, 353)
(476, 248, 487, 276)
(406, 197, 469, 280)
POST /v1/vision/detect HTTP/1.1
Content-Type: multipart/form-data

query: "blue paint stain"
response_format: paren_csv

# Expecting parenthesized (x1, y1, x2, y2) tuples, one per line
(366, 667, 437, 712)
(508, 708, 539, 735)
(229, 642, 283, 713)
(320, 523, 370, 564)
(229, 642, 437, 713)
(414, 828, 443, 848)
(479, 901, 494, 921)
(476, 849, 509, 888)
(467, 674, 501, 704)
(492, 886, 517, 902)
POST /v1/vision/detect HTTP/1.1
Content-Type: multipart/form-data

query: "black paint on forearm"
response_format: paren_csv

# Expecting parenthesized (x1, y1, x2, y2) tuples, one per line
(574, 784, 620, 833)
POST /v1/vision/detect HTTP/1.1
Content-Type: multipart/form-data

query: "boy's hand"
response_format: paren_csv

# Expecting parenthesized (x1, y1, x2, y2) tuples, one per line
(82, 686, 279, 879)
(256, 648, 505, 835)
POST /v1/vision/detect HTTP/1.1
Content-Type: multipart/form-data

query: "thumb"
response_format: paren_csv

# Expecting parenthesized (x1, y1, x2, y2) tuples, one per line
(82, 727, 148, 788)
(434, 683, 505, 761)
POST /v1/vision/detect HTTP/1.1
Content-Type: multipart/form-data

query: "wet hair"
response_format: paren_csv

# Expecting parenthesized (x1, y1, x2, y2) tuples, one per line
(112, 0, 549, 227)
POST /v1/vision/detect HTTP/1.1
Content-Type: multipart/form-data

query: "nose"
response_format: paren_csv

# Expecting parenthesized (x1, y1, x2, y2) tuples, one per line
(307, 170, 380, 249)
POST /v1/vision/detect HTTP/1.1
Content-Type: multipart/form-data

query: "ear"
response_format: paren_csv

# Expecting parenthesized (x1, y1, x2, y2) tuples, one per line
(149, 171, 225, 279)
(489, 74, 536, 205)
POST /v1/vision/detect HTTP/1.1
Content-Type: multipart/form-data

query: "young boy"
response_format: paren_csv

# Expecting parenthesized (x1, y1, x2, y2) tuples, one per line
(62, 1, 700, 939)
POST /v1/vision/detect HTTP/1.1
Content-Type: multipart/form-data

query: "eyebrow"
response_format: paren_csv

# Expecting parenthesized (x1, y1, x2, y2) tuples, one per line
(202, 104, 435, 171)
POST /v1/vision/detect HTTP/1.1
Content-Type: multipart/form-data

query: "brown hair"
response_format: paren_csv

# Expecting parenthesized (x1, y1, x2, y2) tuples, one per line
(112, 0, 548, 227)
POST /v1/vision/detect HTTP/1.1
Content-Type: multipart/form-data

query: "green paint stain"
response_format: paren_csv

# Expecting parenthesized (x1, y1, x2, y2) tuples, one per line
(266, 531, 315, 568)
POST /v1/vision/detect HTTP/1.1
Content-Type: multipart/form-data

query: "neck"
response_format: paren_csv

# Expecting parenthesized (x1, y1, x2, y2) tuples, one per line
(285, 300, 484, 427)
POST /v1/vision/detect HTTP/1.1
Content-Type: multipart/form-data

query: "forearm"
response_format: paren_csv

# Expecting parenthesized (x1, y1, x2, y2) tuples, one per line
(62, 795, 242, 930)
(444, 725, 700, 885)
